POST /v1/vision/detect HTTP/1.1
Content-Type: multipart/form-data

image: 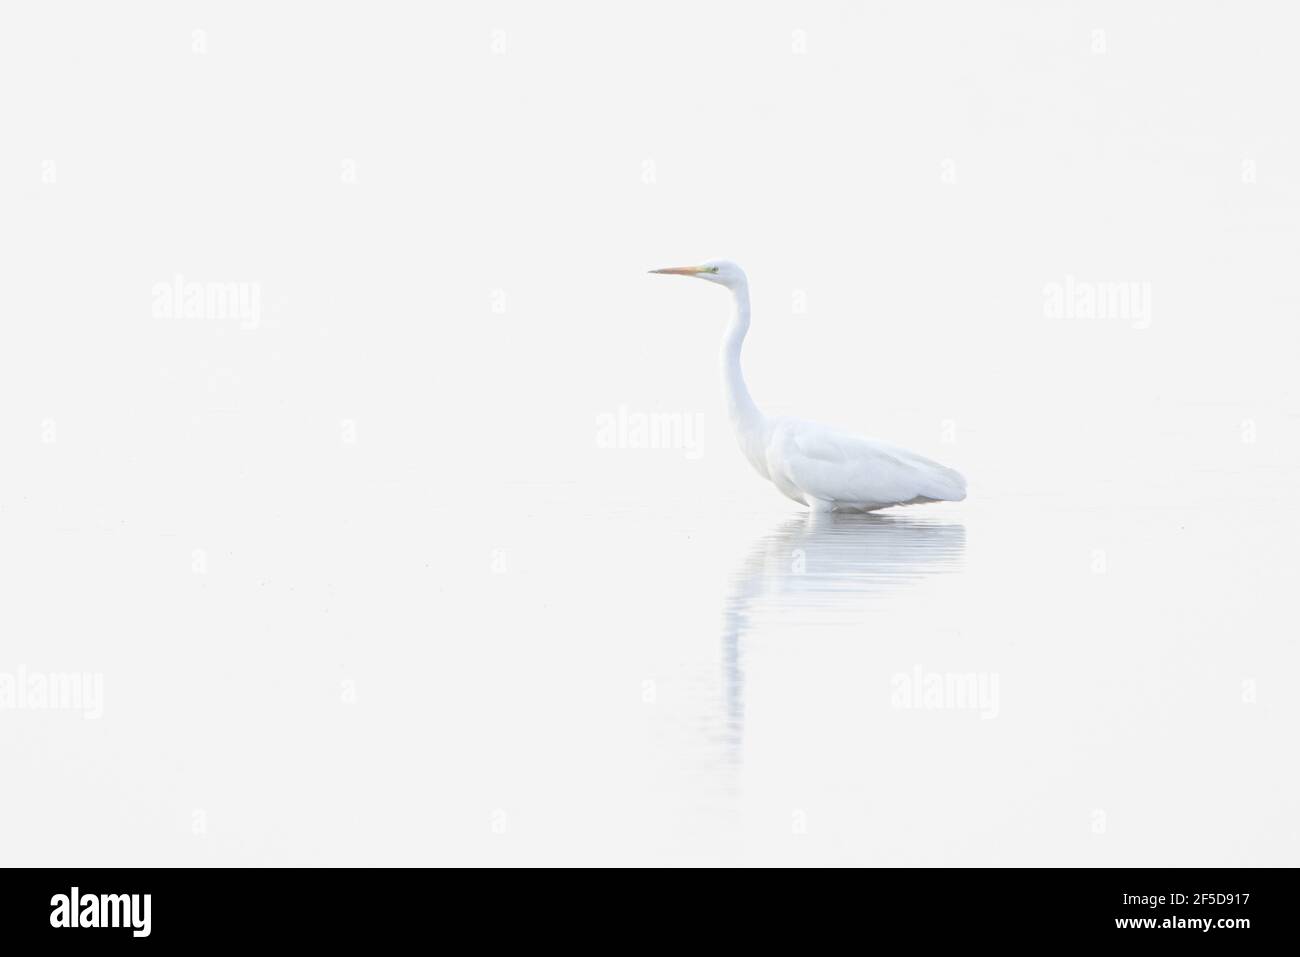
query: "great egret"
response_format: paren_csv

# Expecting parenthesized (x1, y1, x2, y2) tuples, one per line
(650, 260, 967, 511)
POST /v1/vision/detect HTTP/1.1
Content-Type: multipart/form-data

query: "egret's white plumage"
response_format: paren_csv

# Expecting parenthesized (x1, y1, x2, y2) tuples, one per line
(651, 259, 966, 512)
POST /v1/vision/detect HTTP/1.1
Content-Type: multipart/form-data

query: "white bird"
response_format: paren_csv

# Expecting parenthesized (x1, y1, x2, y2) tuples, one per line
(650, 259, 966, 512)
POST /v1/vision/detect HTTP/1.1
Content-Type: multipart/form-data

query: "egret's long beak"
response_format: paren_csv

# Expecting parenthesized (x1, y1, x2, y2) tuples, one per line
(649, 265, 715, 276)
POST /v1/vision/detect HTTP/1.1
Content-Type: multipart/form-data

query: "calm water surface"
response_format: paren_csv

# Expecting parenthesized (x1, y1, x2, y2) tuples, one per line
(4, 489, 1295, 866)
(466, 492, 1296, 865)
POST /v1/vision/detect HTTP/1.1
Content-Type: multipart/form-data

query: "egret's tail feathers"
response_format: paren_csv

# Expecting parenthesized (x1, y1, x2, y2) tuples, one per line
(919, 463, 967, 503)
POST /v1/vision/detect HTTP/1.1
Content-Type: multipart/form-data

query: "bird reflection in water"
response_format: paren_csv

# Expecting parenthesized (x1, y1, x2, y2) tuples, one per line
(720, 512, 966, 768)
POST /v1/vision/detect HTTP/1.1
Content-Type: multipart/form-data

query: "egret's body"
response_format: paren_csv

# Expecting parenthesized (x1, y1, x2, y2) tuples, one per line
(652, 259, 966, 512)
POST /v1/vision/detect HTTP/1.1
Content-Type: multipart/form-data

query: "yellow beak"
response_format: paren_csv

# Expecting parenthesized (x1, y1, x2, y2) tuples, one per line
(649, 265, 713, 275)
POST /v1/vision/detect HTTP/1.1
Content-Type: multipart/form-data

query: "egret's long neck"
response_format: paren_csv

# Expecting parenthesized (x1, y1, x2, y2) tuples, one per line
(722, 281, 763, 433)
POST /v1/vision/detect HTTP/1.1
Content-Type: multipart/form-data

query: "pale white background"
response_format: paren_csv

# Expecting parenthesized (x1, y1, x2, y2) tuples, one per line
(2, 2, 1297, 865)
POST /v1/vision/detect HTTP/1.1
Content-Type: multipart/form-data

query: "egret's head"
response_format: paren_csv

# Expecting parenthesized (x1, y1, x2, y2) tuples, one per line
(649, 259, 745, 289)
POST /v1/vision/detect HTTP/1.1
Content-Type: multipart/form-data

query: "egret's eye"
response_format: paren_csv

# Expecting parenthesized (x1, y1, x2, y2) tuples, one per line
(707, 266, 720, 274)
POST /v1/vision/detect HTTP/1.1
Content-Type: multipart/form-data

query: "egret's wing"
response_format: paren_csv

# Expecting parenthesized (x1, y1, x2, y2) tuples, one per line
(772, 422, 966, 507)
